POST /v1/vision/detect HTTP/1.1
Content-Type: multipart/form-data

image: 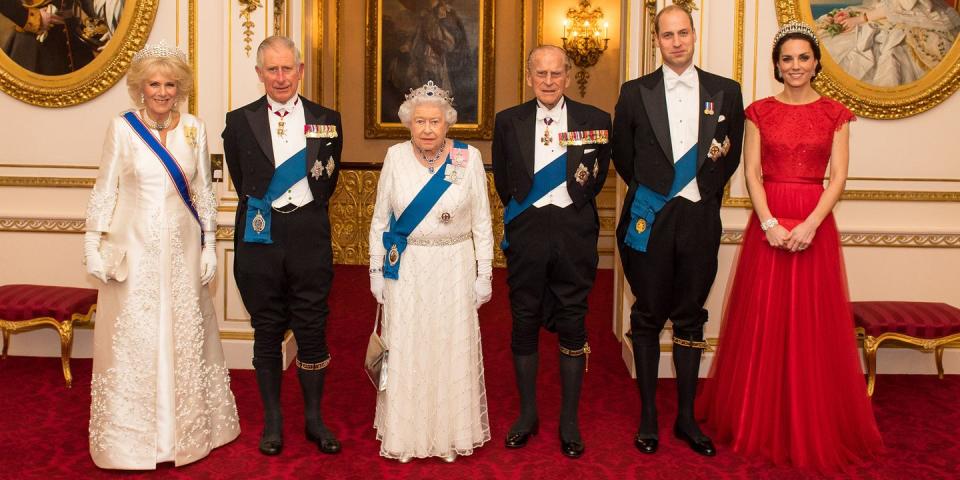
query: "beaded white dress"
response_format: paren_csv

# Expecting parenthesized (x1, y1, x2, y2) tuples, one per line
(85, 112, 240, 469)
(368, 141, 494, 459)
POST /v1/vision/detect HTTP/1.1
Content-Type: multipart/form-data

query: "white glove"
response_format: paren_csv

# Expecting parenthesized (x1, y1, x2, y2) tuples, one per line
(370, 255, 386, 304)
(200, 231, 217, 285)
(474, 259, 493, 309)
(83, 231, 108, 283)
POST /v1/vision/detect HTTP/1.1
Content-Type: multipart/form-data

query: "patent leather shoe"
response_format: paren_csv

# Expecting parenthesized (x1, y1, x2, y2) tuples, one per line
(504, 421, 539, 448)
(633, 433, 658, 454)
(673, 424, 716, 457)
(258, 434, 283, 456)
(559, 433, 584, 459)
(306, 427, 342, 454)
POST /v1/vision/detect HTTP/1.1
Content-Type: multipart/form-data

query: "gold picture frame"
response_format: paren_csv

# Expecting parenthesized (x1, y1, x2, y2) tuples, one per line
(775, 0, 960, 119)
(0, 0, 158, 108)
(364, 0, 494, 139)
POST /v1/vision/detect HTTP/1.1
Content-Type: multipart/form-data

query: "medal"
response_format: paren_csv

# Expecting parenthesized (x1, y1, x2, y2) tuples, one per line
(252, 210, 266, 234)
(703, 101, 715, 115)
(635, 218, 647, 233)
(541, 117, 554, 146)
(388, 244, 400, 266)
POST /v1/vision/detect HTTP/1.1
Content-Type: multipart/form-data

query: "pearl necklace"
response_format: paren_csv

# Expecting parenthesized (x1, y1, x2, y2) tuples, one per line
(142, 110, 172, 131)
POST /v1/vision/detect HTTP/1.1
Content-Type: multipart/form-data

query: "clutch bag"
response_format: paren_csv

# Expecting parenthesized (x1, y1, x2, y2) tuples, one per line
(364, 304, 389, 391)
(99, 240, 128, 282)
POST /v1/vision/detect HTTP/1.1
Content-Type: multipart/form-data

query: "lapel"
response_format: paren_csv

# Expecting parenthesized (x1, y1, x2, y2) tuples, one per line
(564, 97, 587, 178)
(639, 69, 674, 165)
(244, 96, 274, 166)
(511, 100, 537, 179)
(696, 68, 723, 171)
(302, 96, 327, 174)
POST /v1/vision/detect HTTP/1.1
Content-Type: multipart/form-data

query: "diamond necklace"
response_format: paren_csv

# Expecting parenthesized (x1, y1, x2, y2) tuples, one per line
(417, 140, 446, 173)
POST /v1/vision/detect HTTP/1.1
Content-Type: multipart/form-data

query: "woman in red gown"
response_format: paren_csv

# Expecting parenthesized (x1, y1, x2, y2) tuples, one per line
(697, 21, 883, 472)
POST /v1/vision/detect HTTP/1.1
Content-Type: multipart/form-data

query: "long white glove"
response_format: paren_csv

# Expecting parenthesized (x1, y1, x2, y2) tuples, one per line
(199, 231, 217, 285)
(475, 259, 493, 309)
(83, 231, 108, 283)
(369, 255, 385, 304)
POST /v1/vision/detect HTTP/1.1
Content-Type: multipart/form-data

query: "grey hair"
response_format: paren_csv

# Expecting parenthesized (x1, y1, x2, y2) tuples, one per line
(397, 94, 458, 129)
(526, 45, 572, 72)
(256, 35, 302, 68)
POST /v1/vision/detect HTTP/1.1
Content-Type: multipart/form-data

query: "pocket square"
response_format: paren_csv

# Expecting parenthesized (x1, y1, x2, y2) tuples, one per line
(718, 115, 726, 123)
(584, 148, 596, 154)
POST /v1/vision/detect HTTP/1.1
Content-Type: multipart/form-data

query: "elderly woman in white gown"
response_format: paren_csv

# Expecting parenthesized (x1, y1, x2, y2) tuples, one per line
(368, 81, 494, 463)
(83, 42, 239, 469)
(818, 0, 960, 86)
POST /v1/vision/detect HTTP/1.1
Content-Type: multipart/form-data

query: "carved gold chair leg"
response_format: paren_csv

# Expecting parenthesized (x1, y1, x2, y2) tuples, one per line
(59, 320, 75, 388)
(935, 345, 945, 380)
(1, 328, 9, 359)
(863, 335, 879, 397)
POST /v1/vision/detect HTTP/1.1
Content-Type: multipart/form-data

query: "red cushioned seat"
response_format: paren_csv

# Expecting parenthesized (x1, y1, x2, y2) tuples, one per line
(851, 301, 960, 396)
(0, 284, 98, 388)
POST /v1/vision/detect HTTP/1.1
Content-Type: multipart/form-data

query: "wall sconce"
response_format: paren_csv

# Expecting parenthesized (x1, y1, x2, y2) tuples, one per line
(561, 0, 609, 97)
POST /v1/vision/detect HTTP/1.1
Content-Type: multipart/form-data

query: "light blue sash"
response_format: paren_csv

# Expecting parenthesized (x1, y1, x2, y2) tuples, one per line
(122, 111, 202, 240)
(382, 140, 467, 280)
(243, 148, 307, 244)
(624, 145, 698, 252)
(500, 153, 567, 250)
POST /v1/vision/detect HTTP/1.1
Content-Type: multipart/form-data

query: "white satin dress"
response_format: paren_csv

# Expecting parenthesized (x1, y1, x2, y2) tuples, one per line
(85, 111, 240, 469)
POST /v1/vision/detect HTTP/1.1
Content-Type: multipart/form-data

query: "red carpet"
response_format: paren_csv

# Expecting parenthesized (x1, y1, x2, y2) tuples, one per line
(1, 266, 959, 479)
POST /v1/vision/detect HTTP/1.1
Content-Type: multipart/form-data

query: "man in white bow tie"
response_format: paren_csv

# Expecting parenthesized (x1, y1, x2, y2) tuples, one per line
(611, 5, 744, 458)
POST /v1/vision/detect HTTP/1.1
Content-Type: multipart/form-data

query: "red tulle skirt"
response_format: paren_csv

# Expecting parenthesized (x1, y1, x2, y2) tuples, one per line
(697, 180, 883, 473)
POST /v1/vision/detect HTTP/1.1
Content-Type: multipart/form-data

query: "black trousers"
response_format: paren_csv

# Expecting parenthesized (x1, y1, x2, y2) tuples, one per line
(505, 203, 599, 354)
(235, 201, 334, 364)
(619, 196, 721, 344)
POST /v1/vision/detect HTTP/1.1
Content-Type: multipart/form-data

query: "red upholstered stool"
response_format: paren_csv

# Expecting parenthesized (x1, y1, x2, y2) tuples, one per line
(852, 301, 960, 396)
(0, 284, 97, 388)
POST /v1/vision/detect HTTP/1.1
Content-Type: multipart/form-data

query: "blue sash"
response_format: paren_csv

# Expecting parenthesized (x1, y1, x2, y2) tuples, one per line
(500, 153, 567, 250)
(122, 111, 202, 239)
(624, 145, 698, 252)
(243, 148, 307, 244)
(382, 140, 466, 280)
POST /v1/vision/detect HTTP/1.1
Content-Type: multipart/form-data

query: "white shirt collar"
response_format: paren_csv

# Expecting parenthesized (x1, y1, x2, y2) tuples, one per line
(536, 96, 565, 121)
(663, 64, 698, 92)
(267, 95, 300, 113)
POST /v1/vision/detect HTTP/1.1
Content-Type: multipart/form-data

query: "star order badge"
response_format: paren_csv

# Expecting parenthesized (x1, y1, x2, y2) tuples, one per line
(575, 163, 589, 186)
(721, 136, 731, 156)
(324, 156, 336, 177)
(592, 158, 599, 179)
(708, 139, 723, 161)
(311, 159, 323, 179)
(252, 210, 266, 234)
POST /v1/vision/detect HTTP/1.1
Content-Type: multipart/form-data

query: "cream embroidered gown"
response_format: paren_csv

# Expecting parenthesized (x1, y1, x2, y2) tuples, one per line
(368, 141, 493, 459)
(85, 112, 240, 469)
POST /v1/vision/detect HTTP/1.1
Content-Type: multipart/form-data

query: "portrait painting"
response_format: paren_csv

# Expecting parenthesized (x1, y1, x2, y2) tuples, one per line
(0, 0, 157, 107)
(365, 0, 494, 139)
(778, 0, 960, 118)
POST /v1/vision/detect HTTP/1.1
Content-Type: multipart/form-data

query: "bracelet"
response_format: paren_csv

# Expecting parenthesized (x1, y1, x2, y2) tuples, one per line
(760, 217, 779, 232)
(369, 267, 382, 274)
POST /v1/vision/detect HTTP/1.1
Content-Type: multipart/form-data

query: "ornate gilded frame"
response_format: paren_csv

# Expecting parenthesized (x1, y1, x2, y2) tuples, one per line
(0, 0, 158, 107)
(775, 0, 960, 119)
(364, 0, 495, 139)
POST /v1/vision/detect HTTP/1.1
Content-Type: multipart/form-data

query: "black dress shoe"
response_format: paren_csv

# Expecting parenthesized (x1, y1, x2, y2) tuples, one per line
(560, 434, 584, 458)
(306, 427, 342, 454)
(504, 421, 539, 448)
(673, 424, 716, 457)
(259, 434, 283, 456)
(634, 433, 658, 454)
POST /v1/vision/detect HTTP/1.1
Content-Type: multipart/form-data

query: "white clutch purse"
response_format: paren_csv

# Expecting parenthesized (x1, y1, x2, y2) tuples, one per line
(99, 241, 129, 282)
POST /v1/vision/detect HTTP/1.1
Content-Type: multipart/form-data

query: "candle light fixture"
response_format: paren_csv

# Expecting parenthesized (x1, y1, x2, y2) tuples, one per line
(560, 0, 610, 97)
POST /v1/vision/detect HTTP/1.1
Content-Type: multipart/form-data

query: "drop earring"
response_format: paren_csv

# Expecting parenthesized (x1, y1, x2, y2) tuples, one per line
(140, 93, 145, 105)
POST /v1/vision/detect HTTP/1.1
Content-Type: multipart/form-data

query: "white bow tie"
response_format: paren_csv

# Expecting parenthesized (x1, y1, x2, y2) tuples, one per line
(665, 70, 696, 91)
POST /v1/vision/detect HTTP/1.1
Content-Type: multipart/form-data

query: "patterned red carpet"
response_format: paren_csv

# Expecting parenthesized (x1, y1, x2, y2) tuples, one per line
(1, 266, 959, 479)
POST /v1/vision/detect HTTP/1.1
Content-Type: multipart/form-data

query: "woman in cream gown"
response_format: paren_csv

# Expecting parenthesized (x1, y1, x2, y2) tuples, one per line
(368, 81, 494, 462)
(84, 42, 239, 469)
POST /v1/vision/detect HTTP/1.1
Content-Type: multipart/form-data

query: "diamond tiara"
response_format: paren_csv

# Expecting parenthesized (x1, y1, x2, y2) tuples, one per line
(131, 40, 188, 64)
(404, 80, 453, 104)
(773, 20, 819, 47)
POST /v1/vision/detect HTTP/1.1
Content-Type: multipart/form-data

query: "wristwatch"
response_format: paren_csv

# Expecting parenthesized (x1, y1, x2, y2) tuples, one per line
(760, 217, 779, 232)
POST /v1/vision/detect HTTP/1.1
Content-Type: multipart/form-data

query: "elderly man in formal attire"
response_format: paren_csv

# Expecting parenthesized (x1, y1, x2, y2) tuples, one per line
(492, 44, 612, 459)
(222, 35, 343, 456)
